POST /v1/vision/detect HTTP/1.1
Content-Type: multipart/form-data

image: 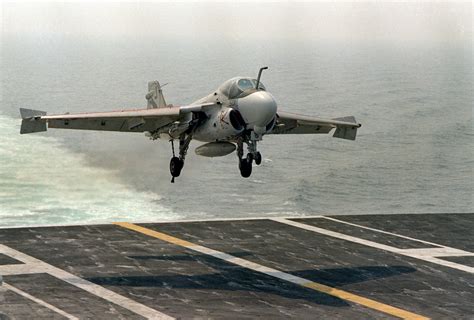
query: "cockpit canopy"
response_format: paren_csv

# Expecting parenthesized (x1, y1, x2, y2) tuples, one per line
(218, 77, 266, 99)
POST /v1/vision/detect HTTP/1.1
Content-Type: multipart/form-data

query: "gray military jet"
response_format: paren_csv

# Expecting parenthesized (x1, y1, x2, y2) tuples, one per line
(20, 67, 361, 182)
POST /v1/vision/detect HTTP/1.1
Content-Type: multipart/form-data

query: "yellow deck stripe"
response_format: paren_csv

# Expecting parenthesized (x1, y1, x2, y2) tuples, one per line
(115, 222, 429, 320)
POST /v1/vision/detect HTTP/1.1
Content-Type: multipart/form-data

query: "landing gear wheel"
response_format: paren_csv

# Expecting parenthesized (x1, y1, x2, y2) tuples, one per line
(254, 152, 262, 165)
(246, 153, 254, 162)
(170, 157, 184, 178)
(239, 158, 252, 178)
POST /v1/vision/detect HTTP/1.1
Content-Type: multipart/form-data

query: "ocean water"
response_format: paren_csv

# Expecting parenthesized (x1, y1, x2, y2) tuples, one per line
(1, 36, 472, 227)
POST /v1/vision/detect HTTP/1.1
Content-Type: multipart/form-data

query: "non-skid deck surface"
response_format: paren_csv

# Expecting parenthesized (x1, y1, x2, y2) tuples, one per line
(0, 213, 473, 319)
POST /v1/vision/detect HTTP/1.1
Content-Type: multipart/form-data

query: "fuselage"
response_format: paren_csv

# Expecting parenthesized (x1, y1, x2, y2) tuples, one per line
(191, 77, 278, 142)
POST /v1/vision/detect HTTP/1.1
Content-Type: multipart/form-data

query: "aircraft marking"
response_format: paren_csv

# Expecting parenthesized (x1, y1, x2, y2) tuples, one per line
(3, 282, 80, 320)
(0, 244, 174, 320)
(115, 222, 429, 320)
(272, 218, 474, 273)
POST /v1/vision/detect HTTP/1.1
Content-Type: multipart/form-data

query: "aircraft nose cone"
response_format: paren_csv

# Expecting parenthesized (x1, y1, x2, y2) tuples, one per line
(237, 91, 277, 133)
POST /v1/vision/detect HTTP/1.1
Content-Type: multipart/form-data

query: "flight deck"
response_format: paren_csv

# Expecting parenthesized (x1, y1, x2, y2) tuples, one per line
(0, 213, 473, 319)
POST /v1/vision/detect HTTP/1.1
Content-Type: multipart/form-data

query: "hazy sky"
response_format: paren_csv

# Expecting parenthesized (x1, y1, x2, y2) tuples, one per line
(1, 1, 472, 45)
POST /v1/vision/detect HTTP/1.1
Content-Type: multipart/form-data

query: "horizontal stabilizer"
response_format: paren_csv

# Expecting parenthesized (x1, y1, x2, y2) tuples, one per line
(332, 116, 357, 124)
(20, 108, 46, 120)
(19, 108, 47, 134)
(332, 116, 359, 140)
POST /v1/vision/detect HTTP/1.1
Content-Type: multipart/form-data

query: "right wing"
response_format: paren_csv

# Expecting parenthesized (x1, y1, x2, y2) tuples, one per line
(271, 111, 362, 140)
(19, 103, 215, 134)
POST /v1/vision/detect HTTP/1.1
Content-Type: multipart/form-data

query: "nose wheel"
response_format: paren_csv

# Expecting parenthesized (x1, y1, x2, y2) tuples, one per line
(254, 151, 262, 165)
(237, 139, 262, 178)
(239, 155, 253, 178)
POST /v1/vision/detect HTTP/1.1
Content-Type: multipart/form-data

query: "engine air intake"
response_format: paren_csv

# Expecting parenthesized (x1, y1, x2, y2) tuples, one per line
(229, 109, 246, 131)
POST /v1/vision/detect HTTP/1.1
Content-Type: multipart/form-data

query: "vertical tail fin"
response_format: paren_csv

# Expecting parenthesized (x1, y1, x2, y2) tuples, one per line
(146, 81, 167, 109)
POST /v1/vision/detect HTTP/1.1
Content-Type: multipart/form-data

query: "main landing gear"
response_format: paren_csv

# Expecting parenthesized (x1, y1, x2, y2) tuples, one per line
(169, 135, 192, 183)
(237, 137, 262, 178)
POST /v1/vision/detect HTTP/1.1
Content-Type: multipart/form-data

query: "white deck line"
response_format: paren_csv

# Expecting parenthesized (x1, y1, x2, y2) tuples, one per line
(187, 245, 309, 285)
(321, 216, 449, 248)
(322, 217, 474, 257)
(4, 282, 80, 320)
(0, 264, 42, 276)
(0, 244, 174, 320)
(0, 212, 462, 230)
(0, 215, 326, 230)
(399, 248, 474, 257)
(271, 218, 474, 274)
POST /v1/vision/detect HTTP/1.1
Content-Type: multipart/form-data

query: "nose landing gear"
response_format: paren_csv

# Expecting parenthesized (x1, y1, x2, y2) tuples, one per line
(239, 154, 253, 178)
(237, 136, 263, 178)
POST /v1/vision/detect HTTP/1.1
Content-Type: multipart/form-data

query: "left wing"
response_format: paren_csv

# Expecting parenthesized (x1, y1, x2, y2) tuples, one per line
(270, 110, 362, 140)
(19, 103, 215, 134)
